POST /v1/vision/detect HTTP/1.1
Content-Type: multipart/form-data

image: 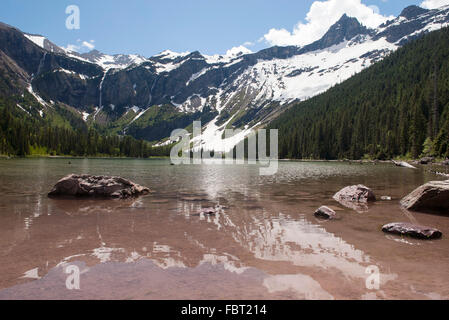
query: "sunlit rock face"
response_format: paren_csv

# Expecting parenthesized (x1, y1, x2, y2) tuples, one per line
(400, 180, 449, 213)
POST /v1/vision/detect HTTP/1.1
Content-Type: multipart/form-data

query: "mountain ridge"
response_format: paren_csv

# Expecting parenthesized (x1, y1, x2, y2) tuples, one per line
(1, 4, 449, 151)
(268, 25, 449, 160)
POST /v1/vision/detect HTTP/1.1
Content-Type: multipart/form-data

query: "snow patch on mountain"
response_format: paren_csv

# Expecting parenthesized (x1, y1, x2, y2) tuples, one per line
(27, 85, 49, 107)
(154, 50, 191, 60)
(53, 68, 91, 80)
(203, 46, 252, 64)
(244, 37, 396, 104)
(24, 34, 45, 48)
(16, 103, 31, 116)
(191, 114, 260, 153)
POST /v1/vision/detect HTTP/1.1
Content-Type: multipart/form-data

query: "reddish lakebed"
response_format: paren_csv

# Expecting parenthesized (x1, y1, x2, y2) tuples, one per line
(0, 158, 448, 300)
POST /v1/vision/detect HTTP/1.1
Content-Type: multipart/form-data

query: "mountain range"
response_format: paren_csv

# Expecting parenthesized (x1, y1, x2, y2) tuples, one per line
(1, 4, 449, 152)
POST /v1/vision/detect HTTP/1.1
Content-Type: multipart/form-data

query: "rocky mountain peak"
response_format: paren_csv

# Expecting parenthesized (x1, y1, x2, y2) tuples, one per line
(400, 5, 428, 20)
(324, 14, 370, 43)
(301, 14, 371, 53)
(80, 49, 103, 60)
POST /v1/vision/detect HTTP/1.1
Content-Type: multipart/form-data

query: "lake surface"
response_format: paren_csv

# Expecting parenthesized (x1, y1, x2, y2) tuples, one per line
(0, 158, 448, 300)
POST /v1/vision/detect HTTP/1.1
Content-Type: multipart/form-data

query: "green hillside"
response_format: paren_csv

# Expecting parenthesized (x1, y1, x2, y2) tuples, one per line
(0, 96, 171, 158)
(269, 27, 449, 160)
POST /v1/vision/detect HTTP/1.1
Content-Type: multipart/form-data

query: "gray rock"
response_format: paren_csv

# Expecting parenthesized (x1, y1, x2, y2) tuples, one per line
(420, 157, 434, 165)
(382, 222, 442, 240)
(333, 185, 376, 203)
(400, 180, 449, 212)
(314, 206, 336, 220)
(48, 174, 150, 199)
(333, 185, 376, 212)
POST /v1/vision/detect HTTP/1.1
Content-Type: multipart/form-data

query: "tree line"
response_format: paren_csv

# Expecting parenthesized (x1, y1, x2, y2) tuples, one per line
(268, 27, 449, 160)
(0, 103, 171, 158)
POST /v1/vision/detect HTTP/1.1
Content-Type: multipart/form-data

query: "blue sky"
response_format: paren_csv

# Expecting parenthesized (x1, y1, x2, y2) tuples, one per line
(0, 0, 438, 57)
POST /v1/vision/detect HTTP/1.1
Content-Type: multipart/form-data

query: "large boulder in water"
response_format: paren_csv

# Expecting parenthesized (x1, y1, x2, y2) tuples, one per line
(382, 222, 442, 240)
(333, 185, 376, 212)
(400, 180, 449, 212)
(48, 174, 150, 199)
(334, 185, 376, 203)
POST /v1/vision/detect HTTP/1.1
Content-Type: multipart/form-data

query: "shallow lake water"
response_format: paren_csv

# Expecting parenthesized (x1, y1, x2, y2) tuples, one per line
(0, 158, 448, 300)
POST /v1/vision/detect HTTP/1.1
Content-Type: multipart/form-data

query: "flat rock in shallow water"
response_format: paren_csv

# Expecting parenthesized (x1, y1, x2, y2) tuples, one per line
(314, 206, 336, 220)
(382, 222, 442, 240)
(400, 180, 449, 213)
(48, 174, 150, 199)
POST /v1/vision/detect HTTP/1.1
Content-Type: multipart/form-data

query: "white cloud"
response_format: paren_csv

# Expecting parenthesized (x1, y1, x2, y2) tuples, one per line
(368, 5, 380, 15)
(226, 45, 252, 57)
(82, 41, 95, 50)
(64, 39, 95, 52)
(421, 0, 449, 9)
(263, 0, 394, 47)
(65, 44, 80, 52)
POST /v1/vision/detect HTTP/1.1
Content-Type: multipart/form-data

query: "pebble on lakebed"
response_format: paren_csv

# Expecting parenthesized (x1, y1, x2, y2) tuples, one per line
(48, 174, 150, 199)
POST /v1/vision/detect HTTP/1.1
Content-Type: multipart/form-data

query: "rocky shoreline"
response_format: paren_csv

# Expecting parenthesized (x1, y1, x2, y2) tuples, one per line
(44, 162, 448, 240)
(314, 179, 448, 240)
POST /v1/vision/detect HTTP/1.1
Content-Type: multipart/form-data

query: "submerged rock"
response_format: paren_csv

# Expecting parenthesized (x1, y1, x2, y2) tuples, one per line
(400, 180, 449, 212)
(48, 174, 150, 199)
(382, 222, 442, 240)
(200, 208, 217, 216)
(191, 205, 224, 217)
(314, 206, 336, 220)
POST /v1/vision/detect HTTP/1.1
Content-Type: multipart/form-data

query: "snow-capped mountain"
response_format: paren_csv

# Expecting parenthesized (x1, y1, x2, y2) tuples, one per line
(1, 5, 449, 151)
(79, 50, 147, 70)
(23, 32, 146, 70)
